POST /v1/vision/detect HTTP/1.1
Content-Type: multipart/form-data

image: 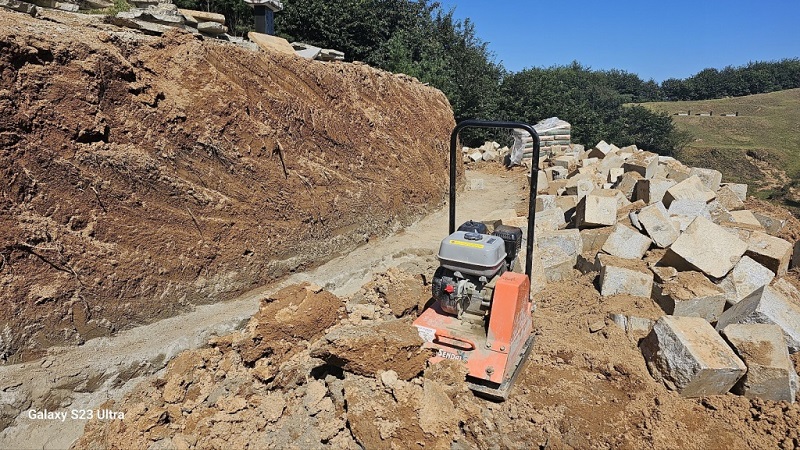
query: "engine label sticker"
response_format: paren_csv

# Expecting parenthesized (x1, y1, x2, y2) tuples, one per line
(415, 325, 436, 343)
(449, 240, 484, 249)
(437, 349, 467, 361)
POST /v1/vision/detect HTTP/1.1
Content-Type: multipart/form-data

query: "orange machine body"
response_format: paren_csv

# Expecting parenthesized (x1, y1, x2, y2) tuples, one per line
(413, 272, 532, 393)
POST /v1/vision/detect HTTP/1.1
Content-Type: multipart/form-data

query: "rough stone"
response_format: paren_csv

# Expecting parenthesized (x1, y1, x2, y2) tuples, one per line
(535, 170, 550, 193)
(717, 255, 775, 306)
(613, 171, 643, 201)
(537, 245, 575, 283)
(661, 216, 747, 279)
(609, 313, 628, 330)
(721, 183, 747, 201)
(534, 207, 566, 232)
(0, 0, 36, 14)
(555, 195, 577, 215)
(564, 176, 595, 199)
(580, 157, 599, 168)
(623, 152, 659, 179)
(535, 194, 558, 212)
(607, 167, 624, 184)
(745, 231, 792, 276)
(720, 222, 759, 243)
(616, 199, 646, 223)
(197, 21, 227, 35)
(752, 212, 787, 236)
(771, 278, 800, 306)
(82, 0, 112, 8)
(667, 200, 711, 233)
(628, 210, 643, 231)
(29, 0, 76, 11)
(597, 254, 653, 298)
(601, 223, 652, 260)
(689, 167, 723, 192)
(667, 199, 711, 220)
(627, 316, 655, 337)
(704, 200, 734, 225)
(118, 4, 185, 24)
(575, 193, 618, 228)
(715, 186, 745, 211)
(716, 284, 800, 353)
(665, 162, 692, 182)
(721, 323, 798, 403)
(552, 155, 576, 170)
(793, 241, 800, 270)
(468, 150, 483, 162)
(587, 140, 613, 159)
(599, 154, 625, 172)
(107, 16, 175, 34)
(637, 202, 679, 248)
(634, 177, 676, 205)
(662, 175, 716, 208)
(536, 229, 582, 263)
(544, 179, 567, 195)
(653, 271, 726, 322)
(249, 32, 297, 56)
(546, 166, 568, 181)
(728, 210, 764, 228)
(651, 265, 678, 283)
(178, 8, 225, 24)
(580, 226, 613, 254)
(311, 320, 433, 380)
(594, 188, 632, 209)
(640, 316, 747, 397)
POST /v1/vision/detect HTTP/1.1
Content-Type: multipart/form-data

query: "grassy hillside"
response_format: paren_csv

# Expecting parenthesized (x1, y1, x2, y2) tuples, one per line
(637, 89, 800, 200)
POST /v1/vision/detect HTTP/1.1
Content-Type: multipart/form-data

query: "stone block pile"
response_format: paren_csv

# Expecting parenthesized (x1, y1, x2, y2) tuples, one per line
(291, 42, 346, 61)
(461, 118, 572, 166)
(484, 139, 799, 402)
(110, 2, 233, 37)
(461, 141, 509, 164)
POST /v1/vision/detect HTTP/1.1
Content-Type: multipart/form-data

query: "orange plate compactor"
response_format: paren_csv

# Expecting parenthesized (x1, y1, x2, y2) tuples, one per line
(413, 120, 541, 400)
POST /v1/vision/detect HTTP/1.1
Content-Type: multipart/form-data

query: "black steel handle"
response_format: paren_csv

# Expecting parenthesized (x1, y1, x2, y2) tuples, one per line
(448, 119, 541, 282)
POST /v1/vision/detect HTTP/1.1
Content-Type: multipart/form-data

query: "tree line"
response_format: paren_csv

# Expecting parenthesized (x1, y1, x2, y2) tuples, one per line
(175, 0, 800, 155)
(660, 60, 800, 101)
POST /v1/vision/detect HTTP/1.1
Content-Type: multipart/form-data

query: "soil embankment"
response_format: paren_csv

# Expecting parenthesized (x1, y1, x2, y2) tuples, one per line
(0, 9, 454, 363)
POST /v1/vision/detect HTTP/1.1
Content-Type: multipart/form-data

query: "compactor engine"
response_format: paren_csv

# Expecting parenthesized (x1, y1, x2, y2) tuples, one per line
(413, 120, 540, 400)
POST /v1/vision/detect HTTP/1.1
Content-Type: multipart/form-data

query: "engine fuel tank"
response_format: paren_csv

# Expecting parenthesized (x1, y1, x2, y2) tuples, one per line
(437, 231, 507, 277)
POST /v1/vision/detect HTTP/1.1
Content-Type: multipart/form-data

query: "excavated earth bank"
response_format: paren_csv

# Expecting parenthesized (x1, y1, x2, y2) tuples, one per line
(0, 9, 454, 363)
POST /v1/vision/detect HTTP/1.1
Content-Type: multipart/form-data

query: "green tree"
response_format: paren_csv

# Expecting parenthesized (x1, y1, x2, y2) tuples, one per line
(661, 59, 800, 100)
(499, 63, 685, 155)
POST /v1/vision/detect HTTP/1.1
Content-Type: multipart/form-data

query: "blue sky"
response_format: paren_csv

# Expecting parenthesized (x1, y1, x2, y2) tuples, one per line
(435, 0, 800, 82)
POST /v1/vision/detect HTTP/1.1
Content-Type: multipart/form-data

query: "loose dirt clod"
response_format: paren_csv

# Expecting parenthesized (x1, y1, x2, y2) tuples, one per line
(311, 320, 434, 381)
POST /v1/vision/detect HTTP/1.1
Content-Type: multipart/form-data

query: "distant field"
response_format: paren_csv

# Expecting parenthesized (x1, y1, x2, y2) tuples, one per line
(636, 88, 800, 198)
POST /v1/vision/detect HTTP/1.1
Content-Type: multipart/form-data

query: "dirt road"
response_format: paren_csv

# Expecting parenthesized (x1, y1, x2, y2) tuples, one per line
(0, 167, 525, 449)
